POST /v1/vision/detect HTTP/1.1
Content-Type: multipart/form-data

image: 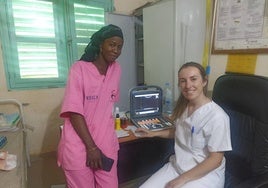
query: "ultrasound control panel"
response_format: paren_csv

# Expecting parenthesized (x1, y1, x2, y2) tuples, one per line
(132, 117, 173, 130)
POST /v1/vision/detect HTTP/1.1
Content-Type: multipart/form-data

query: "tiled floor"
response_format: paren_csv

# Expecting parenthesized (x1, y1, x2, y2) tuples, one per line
(27, 151, 148, 188)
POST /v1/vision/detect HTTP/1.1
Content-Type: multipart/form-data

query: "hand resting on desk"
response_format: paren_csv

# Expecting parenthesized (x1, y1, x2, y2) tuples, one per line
(124, 126, 146, 137)
(135, 127, 175, 139)
(134, 127, 154, 138)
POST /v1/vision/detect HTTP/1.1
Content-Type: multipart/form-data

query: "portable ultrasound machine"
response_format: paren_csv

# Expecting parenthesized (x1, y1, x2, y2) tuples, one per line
(129, 85, 174, 131)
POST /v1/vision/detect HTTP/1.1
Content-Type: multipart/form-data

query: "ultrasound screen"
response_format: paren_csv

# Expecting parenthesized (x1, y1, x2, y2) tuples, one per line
(133, 92, 161, 116)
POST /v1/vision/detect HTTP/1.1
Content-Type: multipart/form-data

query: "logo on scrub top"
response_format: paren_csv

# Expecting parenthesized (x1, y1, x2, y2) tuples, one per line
(111, 90, 117, 101)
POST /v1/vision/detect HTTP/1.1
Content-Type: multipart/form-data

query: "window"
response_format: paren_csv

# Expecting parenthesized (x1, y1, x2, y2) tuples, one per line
(0, 0, 113, 90)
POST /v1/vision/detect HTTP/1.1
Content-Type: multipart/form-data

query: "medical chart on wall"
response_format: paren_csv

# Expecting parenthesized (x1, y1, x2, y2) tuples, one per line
(212, 0, 268, 53)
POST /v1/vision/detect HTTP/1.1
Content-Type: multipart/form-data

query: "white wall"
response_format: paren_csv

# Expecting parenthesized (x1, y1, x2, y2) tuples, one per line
(143, 0, 207, 100)
(143, 0, 175, 89)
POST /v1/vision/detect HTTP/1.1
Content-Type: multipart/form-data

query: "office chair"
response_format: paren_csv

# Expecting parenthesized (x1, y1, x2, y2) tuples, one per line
(212, 74, 268, 188)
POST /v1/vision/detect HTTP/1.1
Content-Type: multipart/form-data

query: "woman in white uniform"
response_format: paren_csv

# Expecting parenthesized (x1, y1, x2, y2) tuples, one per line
(136, 62, 232, 188)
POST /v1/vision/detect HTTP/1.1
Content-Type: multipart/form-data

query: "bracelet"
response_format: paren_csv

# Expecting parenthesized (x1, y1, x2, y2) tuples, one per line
(88, 146, 98, 152)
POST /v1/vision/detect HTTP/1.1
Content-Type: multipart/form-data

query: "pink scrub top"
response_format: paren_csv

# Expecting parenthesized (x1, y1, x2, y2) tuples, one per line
(57, 60, 121, 170)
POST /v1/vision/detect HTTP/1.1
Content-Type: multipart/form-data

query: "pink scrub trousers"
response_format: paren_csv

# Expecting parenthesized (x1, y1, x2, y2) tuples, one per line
(63, 158, 118, 188)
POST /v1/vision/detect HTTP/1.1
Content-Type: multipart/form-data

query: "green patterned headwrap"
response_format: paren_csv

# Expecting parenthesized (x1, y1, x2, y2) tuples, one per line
(80, 24, 124, 62)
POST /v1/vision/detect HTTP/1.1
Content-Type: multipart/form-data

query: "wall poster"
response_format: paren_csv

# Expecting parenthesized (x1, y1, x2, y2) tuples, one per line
(212, 0, 268, 53)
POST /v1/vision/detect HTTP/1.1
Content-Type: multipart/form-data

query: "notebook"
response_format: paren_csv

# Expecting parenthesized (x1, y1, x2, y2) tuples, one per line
(129, 85, 174, 131)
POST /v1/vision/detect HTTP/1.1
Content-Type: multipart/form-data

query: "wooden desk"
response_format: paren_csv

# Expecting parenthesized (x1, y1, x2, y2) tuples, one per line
(117, 126, 174, 183)
(118, 129, 138, 143)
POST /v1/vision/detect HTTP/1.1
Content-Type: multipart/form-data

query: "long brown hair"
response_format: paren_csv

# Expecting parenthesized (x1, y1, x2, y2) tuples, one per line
(170, 62, 208, 121)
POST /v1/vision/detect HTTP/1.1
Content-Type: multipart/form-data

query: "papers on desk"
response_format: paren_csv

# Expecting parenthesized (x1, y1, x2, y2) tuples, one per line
(125, 125, 143, 137)
(116, 129, 129, 138)
(116, 125, 144, 138)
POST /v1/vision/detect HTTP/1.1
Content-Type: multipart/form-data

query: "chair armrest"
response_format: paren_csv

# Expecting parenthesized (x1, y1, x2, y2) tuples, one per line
(235, 174, 268, 188)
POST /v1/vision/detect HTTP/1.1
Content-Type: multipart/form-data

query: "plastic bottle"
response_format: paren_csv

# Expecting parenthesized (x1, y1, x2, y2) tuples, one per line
(163, 82, 173, 115)
(115, 107, 121, 130)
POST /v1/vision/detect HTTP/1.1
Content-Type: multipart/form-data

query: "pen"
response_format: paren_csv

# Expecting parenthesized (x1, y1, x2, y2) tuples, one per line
(191, 126, 194, 134)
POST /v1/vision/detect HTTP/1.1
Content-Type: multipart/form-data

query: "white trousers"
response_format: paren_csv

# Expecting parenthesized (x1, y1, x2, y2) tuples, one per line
(139, 162, 224, 188)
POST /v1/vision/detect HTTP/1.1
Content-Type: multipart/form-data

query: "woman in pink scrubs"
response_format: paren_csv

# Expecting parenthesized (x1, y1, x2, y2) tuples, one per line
(57, 24, 124, 188)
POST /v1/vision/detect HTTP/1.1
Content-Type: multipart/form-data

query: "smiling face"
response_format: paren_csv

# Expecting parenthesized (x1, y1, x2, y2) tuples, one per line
(178, 66, 207, 102)
(100, 36, 123, 64)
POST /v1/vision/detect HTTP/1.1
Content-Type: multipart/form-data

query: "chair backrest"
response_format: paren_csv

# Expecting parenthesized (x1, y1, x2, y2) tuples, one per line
(212, 74, 268, 187)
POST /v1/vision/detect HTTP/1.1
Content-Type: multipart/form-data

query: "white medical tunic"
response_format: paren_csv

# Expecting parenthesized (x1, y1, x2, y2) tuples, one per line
(140, 101, 232, 188)
(174, 101, 232, 174)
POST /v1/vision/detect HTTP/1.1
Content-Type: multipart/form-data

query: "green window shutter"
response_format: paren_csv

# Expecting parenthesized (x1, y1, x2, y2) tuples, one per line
(1, 0, 68, 89)
(74, 3, 104, 59)
(67, 0, 105, 62)
(13, 0, 58, 79)
(0, 0, 113, 90)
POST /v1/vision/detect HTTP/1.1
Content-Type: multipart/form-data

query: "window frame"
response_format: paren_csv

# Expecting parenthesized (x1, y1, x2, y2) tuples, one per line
(0, 0, 113, 90)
